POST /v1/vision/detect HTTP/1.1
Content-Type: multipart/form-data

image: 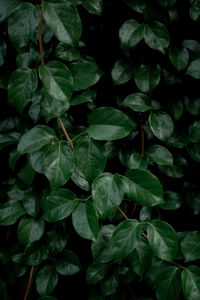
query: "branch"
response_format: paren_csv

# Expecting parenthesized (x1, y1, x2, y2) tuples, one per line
(24, 266, 34, 300)
(39, 0, 74, 150)
(117, 206, 129, 220)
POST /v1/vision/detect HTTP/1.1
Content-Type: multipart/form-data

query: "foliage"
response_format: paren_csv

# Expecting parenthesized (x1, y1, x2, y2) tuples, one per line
(0, 0, 200, 299)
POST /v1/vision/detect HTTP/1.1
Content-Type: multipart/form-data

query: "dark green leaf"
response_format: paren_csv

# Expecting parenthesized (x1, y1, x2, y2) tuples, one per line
(147, 144, 173, 166)
(24, 241, 49, 265)
(110, 219, 141, 260)
(86, 263, 108, 284)
(22, 192, 41, 217)
(111, 59, 134, 85)
(88, 107, 135, 140)
(168, 99, 184, 120)
(16, 52, 32, 68)
(149, 111, 174, 140)
(186, 59, 200, 79)
(43, 189, 79, 222)
(124, 0, 147, 13)
(100, 271, 119, 296)
(55, 42, 80, 62)
(147, 220, 179, 261)
(43, 0, 82, 46)
(17, 125, 56, 154)
(0, 39, 6, 67)
(92, 173, 124, 214)
(36, 265, 58, 296)
(144, 256, 169, 289)
(0, 0, 20, 23)
(189, 121, 200, 142)
(0, 132, 20, 149)
(134, 64, 161, 93)
(190, 0, 200, 21)
(8, 68, 38, 111)
(182, 265, 200, 300)
(72, 200, 99, 240)
(180, 231, 200, 262)
(0, 200, 26, 226)
(123, 169, 164, 207)
(186, 191, 200, 215)
(71, 89, 94, 106)
(46, 228, 68, 254)
(159, 191, 182, 210)
(123, 93, 151, 112)
(8, 3, 40, 51)
(127, 153, 149, 169)
(55, 250, 81, 275)
(169, 45, 189, 71)
(185, 96, 200, 116)
(119, 19, 144, 49)
(69, 61, 103, 91)
(82, 0, 103, 15)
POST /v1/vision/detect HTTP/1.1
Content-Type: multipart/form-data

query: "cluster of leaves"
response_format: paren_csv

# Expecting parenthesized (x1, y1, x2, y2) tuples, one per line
(1, 0, 200, 299)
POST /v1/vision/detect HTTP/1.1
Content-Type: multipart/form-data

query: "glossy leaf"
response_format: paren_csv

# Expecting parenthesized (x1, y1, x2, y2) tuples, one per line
(82, 0, 103, 15)
(180, 231, 200, 262)
(55, 250, 81, 275)
(0, 201, 26, 226)
(182, 265, 200, 300)
(159, 191, 183, 210)
(36, 265, 58, 296)
(123, 169, 164, 207)
(24, 242, 49, 265)
(127, 153, 149, 169)
(43, 0, 82, 46)
(0, 132, 20, 149)
(190, 0, 200, 21)
(123, 93, 151, 112)
(72, 200, 99, 240)
(8, 68, 38, 111)
(92, 173, 124, 214)
(111, 59, 134, 85)
(169, 45, 189, 71)
(43, 189, 79, 222)
(149, 111, 174, 141)
(100, 271, 119, 296)
(134, 64, 161, 93)
(147, 144, 173, 166)
(55, 42, 80, 62)
(86, 263, 108, 284)
(88, 107, 135, 140)
(147, 220, 179, 261)
(119, 19, 144, 49)
(186, 59, 200, 79)
(189, 121, 200, 142)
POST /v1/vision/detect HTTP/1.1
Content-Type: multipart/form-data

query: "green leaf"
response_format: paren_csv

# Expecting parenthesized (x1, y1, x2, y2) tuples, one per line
(0, 132, 20, 149)
(88, 107, 135, 140)
(119, 19, 144, 49)
(86, 263, 108, 284)
(43, 0, 82, 46)
(8, 3, 40, 51)
(55, 42, 80, 62)
(9, 149, 21, 170)
(71, 89, 95, 106)
(39, 60, 73, 105)
(189, 121, 200, 142)
(185, 96, 200, 116)
(30, 146, 47, 174)
(123, 169, 164, 207)
(39, 297, 57, 300)
(155, 266, 181, 300)
(127, 153, 149, 169)
(180, 231, 200, 262)
(186, 59, 200, 79)
(17, 125, 56, 154)
(22, 192, 41, 218)
(43, 189, 79, 222)
(0, 200, 26, 226)
(24, 241, 49, 265)
(0, 39, 6, 67)
(17, 216, 45, 246)
(190, 0, 200, 21)
(147, 144, 173, 166)
(8, 68, 38, 111)
(182, 265, 200, 300)
(123, 93, 151, 112)
(73, 136, 106, 187)
(36, 265, 58, 296)
(91, 225, 115, 263)
(169, 45, 189, 71)
(55, 250, 81, 275)
(110, 219, 141, 260)
(147, 220, 179, 261)
(72, 200, 99, 240)
(124, 0, 147, 13)
(134, 64, 161, 93)
(17, 160, 35, 186)
(111, 59, 134, 85)
(168, 99, 184, 120)
(43, 142, 75, 190)
(144, 22, 170, 54)
(82, 0, 103, 15)
(100, 271, 119, 296)
(186, 191, 200, 215)
(69, 61, 103, 91)
(0, 0, 20, 23)
(128, 239, 151, 277)
(144, 256, 169, 289)
(149, 111, 174, 141)
(45, 228, 68, 254)
(159, 191, 183, 210)
(16, 52, 32, 68)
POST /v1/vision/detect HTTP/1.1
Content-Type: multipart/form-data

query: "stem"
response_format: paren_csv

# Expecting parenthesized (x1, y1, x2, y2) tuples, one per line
(171, 261, 185, 270)
(24, 266, 34, 300)
(131, 202, 137, 217)
(57, 117, 74, 150)
(117, 206, 129, 220)
(39, 0, 74, 150)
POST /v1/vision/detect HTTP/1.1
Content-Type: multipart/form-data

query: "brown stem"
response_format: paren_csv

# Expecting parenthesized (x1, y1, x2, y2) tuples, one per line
(39, 0, 74, 150)
(57, 116, 74, 150)
(131, 202, 137, 218)
(171, 261, 185, 270)
(117, 206, 129, 220)
(24, 266, 34, 300)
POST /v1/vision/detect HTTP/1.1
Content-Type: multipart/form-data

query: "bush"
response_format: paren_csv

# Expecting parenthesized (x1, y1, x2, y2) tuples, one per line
(0, 0, 200, 299)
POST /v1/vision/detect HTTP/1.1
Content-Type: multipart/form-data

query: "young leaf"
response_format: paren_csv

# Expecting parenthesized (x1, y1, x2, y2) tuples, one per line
(149, 111, 174, 141)
(182, 265, 200, 300)
(88, 107, 136, 140)
(72, 201, 99, 240)
(147, 220, 179, 262)
(123, 169, 164, 207)
(134, 64, 161, 93)
(43, 142, 75, 190)
(92, 173, 124, 214)
(8, 68, 38, 111)
(17, 125, 56, 154)
(43, 1, 82, 46)
(147, 144, 173, 166)
(119, 19, 144, 49)
(36, 265, 58, 296)
(110, 219, 141, 260)
(43, 189, 79, 222)
(55, 250, 81, 275)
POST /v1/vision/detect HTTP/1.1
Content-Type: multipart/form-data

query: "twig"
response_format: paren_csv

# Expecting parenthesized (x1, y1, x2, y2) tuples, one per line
(131, 202, 137, 217)
(24, 266, 34, 300)
(117, 206, 129, 220)
(57, 116, 74, 150)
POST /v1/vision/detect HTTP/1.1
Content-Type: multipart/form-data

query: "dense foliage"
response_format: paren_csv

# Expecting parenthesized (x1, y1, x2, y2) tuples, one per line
(1, 0, 200, 299)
